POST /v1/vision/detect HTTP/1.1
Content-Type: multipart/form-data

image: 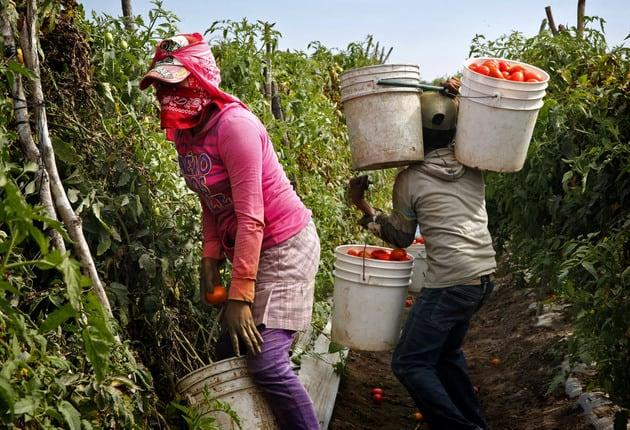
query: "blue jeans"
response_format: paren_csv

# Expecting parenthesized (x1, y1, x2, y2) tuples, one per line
(392, 281, 494, 430)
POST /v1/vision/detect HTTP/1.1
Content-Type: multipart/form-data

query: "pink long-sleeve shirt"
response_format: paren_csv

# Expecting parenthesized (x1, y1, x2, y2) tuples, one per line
(174, 103, 312, 303)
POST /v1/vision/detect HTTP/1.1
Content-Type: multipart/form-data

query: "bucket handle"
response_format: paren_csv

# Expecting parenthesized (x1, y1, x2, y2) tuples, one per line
(377, 78, 456, 97)
(378, 78, 502, 101)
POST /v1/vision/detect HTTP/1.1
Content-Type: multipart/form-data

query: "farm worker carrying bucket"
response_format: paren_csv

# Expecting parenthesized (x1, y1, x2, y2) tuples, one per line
(346, 77, 497, 429)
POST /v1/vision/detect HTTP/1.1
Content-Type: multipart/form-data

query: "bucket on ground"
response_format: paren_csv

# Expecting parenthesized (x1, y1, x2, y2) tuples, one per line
(331, 245, 413, 351)
(454, 57, 549, 172)
(175, 356, 278, 430)
(406, 242, 427, 293)
(340, 64, 424, 170)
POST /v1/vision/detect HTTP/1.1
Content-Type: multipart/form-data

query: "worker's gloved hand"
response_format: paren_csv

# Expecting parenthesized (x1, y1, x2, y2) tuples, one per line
(348, 175, 371, 206)
(223, 300, 263, 356)
(443, 77, 461, 96)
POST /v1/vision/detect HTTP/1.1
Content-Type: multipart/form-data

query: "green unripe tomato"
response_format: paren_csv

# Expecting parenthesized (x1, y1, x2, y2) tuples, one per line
(120, 40, 128, 49)
(104, 32, 114, 43)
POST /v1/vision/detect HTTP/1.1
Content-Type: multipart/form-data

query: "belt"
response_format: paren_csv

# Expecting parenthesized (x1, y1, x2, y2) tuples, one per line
(461, 274, 492, 286)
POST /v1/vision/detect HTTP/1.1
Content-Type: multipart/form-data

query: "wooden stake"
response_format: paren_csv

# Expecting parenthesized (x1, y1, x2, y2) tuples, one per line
(577, 0, 586, 39)
(21, 0, 113, 318)
(545, 6, 559, 36)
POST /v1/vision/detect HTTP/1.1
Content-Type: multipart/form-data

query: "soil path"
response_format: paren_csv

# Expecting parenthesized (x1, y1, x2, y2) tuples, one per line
(328, 273, 591, 430)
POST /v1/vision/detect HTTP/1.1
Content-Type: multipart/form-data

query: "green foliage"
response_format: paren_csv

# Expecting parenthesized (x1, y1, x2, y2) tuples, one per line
(473, 20, 630, 406)
(0, 159, 158, 427)
(2, 0, 397, 426)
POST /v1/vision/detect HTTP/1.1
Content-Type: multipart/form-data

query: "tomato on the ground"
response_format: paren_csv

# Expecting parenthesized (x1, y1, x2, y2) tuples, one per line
(371, 387, 383, 395)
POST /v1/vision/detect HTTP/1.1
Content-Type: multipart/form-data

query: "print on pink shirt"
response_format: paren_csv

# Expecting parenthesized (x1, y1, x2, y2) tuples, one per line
(178, 151, 233, 213)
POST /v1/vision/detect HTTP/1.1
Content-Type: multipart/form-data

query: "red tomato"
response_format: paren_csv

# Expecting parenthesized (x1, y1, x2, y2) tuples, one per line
(468, 63, 479, 71)
(372, 393, 383, 404)
(415, 236, 425, 245)
(371, 249, 391, 261)
(475, 65, 490, 76)
(347, 249, 360, 256)
(358, 250, 372, 259)
(523, 69, 543, 82)
(205, 285, 228, 305)
(508, 71, 524, 82)
(502, 71, 510, 79)
(498, 61, 510, 72)
(525, 78, 538, 83)
(509, 64, 525, 74)
(390, 248, 408, 261)
(488, 66, 504, 79)
(371, 387, 383, 395)
(482, 59, 499, 68)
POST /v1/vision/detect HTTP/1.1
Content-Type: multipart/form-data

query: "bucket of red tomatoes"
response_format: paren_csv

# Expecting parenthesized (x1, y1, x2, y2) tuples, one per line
(331, 244, 413, 351)
(454, 57, 550, 173)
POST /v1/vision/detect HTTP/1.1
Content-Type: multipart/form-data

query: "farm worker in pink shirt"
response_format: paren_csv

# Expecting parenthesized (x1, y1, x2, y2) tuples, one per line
(140, 33, 320, 429)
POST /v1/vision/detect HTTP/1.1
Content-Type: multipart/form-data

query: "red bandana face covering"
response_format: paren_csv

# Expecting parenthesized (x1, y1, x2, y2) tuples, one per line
(156, 75, 213, 130)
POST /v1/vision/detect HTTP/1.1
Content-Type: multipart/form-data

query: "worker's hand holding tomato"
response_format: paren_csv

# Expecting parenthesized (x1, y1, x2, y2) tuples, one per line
(224, 300, 264, 356)
(200, 257, 225, 306)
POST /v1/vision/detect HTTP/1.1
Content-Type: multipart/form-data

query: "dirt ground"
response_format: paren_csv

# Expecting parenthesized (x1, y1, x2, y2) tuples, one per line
(328, 273, 592, 430)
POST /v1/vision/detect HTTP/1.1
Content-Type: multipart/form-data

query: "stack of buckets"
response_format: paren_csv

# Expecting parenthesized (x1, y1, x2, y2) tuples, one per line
(340, 64, 424, 170)
(455, 57, 550, 172)
(331, 245, 413, 351)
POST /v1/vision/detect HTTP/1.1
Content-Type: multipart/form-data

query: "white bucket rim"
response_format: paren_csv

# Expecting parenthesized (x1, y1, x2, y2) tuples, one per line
(176, 356, 247, 392)
(462, 57, 550, 91)
(463, 57, 550, 86)
(460, 84, 545, 111)
(335, 244, 414, 266)
(461, 78, 547, 100)
(340, 63, 420, 80)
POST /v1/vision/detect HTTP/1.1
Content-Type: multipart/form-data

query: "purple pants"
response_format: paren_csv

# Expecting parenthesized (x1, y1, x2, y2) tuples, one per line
(246, 328, 319, 430)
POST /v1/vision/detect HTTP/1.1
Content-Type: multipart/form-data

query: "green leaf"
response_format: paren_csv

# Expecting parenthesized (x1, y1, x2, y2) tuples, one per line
(97, 234, 111, 256)
(13, 396, 39, 415)
(7, 60, 36, 79)
(40, 304, 77, 333)
(58, 253, 84, 311)
(582, 261, 598, 279)
(138, 253, 156, 276)
(82, 294, 115, 383)
(52, 137, 81, 164)
(0, 375, 16, 414)
(58, 400, 81, 430)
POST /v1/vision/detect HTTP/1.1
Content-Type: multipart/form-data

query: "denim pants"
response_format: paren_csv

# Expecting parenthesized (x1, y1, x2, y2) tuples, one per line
(392, 281, 494, 430)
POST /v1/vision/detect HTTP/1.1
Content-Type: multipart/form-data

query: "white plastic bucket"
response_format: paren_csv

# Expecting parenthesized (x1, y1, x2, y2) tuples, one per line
(331, 245, 413, 351)
(176, 356, 278, 429)
(340, 64, 424, 170)
(407, 243, 427, 293)
(454, 57, 550, 172)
